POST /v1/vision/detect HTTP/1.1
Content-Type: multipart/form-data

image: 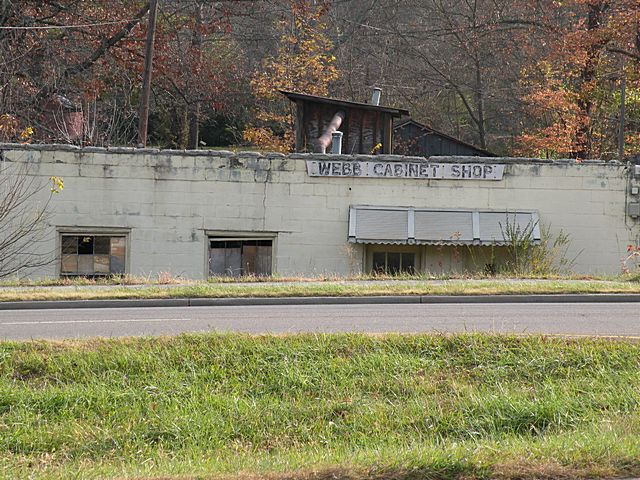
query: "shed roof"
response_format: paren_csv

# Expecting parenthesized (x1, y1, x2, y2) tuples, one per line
(394, 118, 497, 157)
(280, 90, 410, 117)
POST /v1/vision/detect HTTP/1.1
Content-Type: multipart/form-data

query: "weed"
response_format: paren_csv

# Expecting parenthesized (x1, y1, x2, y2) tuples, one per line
(500, 218, 578, 276)
(621, 245, 640, 274)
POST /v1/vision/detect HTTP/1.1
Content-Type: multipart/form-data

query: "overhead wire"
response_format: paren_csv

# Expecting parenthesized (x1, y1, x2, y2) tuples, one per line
(0, 20, 135, 30)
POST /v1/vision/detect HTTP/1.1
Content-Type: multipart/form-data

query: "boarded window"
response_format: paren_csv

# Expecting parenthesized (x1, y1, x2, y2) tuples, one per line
(60, 235, 126, 276)
(209, 239, 272, 277)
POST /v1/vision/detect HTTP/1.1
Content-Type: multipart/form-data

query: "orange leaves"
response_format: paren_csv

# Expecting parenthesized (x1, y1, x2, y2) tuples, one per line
(243, 126, 294, 153)
(252, 18, 337, 98)
(244, 0, 337, 153)
(517, 124, 585, 158)
(0, 115, 34, 144)
(517, 0, 639, 159)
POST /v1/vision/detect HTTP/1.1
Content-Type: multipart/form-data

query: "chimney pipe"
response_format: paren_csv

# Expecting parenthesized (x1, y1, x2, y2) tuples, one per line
(314, 110, 345, 153)
(331, 131, 343, 154)
(371, 87, 382, 106)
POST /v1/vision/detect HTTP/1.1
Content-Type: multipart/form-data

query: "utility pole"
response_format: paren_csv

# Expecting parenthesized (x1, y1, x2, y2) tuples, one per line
(618, 58, 626, 161)
(187, 2, 203, 150)
(137, 0, 159, 147)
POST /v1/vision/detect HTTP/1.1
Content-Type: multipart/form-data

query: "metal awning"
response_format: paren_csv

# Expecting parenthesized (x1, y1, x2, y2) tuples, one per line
(348, 206, 540, 246)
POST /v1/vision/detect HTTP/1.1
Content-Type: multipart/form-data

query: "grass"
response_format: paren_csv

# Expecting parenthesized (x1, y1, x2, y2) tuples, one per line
(1, 278, 640, 303)
(2, 271, 640, 288)
(0, 333, 639, 479)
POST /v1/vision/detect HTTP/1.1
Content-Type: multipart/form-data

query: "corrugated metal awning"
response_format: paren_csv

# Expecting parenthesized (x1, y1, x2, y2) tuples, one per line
(348, 206, 540, 246)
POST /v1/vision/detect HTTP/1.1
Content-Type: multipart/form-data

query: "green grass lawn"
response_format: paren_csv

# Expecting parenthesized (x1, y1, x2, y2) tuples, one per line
(1, 334, 639, 479)
(1, 278, 640, 303)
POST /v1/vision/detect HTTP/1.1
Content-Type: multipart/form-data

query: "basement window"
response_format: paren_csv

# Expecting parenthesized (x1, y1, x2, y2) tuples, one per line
(209, 238, 272, 277)
(60, 235, 126, 276)
(372, 251, 416, 275)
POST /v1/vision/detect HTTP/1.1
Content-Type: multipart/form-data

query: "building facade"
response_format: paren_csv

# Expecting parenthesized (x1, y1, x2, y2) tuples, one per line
(1, 143, 639, 279)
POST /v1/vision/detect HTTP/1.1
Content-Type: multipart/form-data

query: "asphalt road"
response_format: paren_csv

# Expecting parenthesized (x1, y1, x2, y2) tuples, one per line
(0, 302, 639, 340)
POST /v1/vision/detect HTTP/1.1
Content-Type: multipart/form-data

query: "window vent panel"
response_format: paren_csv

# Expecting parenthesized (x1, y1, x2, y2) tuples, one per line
(355, 209, 408, 241)
(414, 211, 474, 242)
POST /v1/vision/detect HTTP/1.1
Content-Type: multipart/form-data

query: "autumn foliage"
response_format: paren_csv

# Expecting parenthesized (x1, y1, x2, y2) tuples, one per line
(517, 0, 640, 159)
(0, 1, 235, 146)
(243, 0, 338, 152)
(0, 0, 638, 156)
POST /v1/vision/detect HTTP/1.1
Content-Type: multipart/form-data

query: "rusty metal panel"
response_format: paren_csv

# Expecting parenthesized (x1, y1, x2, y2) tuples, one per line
(383, 114, 392, 154)
(361, 111, 376, 154)
(242, 244, 258, 274)
(256, 245, 272, 276)
(298, 100, 387, 154)
(295, 102, 304, 151)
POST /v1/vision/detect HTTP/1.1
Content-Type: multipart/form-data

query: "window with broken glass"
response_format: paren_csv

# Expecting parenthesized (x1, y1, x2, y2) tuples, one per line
(61, 235, 126, 276)
(209, 239, 272, 277)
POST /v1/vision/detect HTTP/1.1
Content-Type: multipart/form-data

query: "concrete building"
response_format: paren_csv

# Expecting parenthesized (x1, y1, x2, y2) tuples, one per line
(1, 143, 639, 279)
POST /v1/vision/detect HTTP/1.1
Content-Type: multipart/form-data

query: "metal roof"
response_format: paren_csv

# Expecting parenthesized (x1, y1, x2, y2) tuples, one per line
(280, 90, 410, 117)
(394, 118, 497, 157)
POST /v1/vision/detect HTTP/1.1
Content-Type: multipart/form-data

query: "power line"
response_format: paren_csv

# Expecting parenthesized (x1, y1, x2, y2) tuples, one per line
(0, 20, 134, 30)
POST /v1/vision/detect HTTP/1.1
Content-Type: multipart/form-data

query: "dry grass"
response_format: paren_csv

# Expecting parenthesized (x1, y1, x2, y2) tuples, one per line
(1, 278, 640, 303)
(3, 271, 639, 288)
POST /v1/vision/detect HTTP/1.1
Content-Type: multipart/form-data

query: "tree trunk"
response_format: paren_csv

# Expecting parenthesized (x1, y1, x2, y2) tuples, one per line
(575, 1, 609, 159)
(187, 103, 200, 149)
(474, 58, 487, 150)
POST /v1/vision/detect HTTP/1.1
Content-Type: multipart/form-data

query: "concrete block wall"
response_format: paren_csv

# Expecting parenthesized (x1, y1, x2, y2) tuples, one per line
(1, 144, 638, 278)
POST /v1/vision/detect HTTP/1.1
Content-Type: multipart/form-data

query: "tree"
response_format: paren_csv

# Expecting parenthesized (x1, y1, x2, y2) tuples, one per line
(517, 0, 640, 159)
(0, 1, 241, 148)
(324, 0, 549, 154)
(243, 0, 338, 152)
(0, 151, 63, 279)
(146, 0, 239, 149)
(0, 1, 153, 145)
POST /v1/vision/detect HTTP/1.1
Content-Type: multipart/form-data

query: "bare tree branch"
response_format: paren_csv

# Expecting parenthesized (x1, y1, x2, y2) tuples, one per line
(607, 46, 640, 62)
(0, 153, 57, 278)
(62, 2, 151, 80)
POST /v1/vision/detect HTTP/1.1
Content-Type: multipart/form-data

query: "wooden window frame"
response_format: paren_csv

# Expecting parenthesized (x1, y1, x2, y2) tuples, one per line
(57, 227, 130, 277)
(205, 231, 277, 278)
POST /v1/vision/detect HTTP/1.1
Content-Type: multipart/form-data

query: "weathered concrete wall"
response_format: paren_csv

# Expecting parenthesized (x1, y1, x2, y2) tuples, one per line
(1, 144, 638, 278)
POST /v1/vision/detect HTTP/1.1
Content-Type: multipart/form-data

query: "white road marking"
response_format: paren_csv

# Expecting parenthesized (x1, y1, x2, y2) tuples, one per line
(1, 318, 187, 325)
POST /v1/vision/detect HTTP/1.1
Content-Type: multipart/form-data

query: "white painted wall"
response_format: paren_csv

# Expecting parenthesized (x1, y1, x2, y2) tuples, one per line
(1, 144, 638, 279)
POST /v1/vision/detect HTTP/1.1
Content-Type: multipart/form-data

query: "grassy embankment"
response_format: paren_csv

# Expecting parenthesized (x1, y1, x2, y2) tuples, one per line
(1, 333, 639, 479)
(1, 277, 640, 302)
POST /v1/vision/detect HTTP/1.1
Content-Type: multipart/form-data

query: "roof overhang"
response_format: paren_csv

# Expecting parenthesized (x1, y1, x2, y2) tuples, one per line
(280, 90, 409, 117)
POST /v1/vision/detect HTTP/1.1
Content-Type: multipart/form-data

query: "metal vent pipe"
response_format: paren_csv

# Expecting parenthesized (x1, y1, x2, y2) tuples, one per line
(331, 131, 343, 154)
(314, 110, 345, 153)
(371, 87, 382, 106)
